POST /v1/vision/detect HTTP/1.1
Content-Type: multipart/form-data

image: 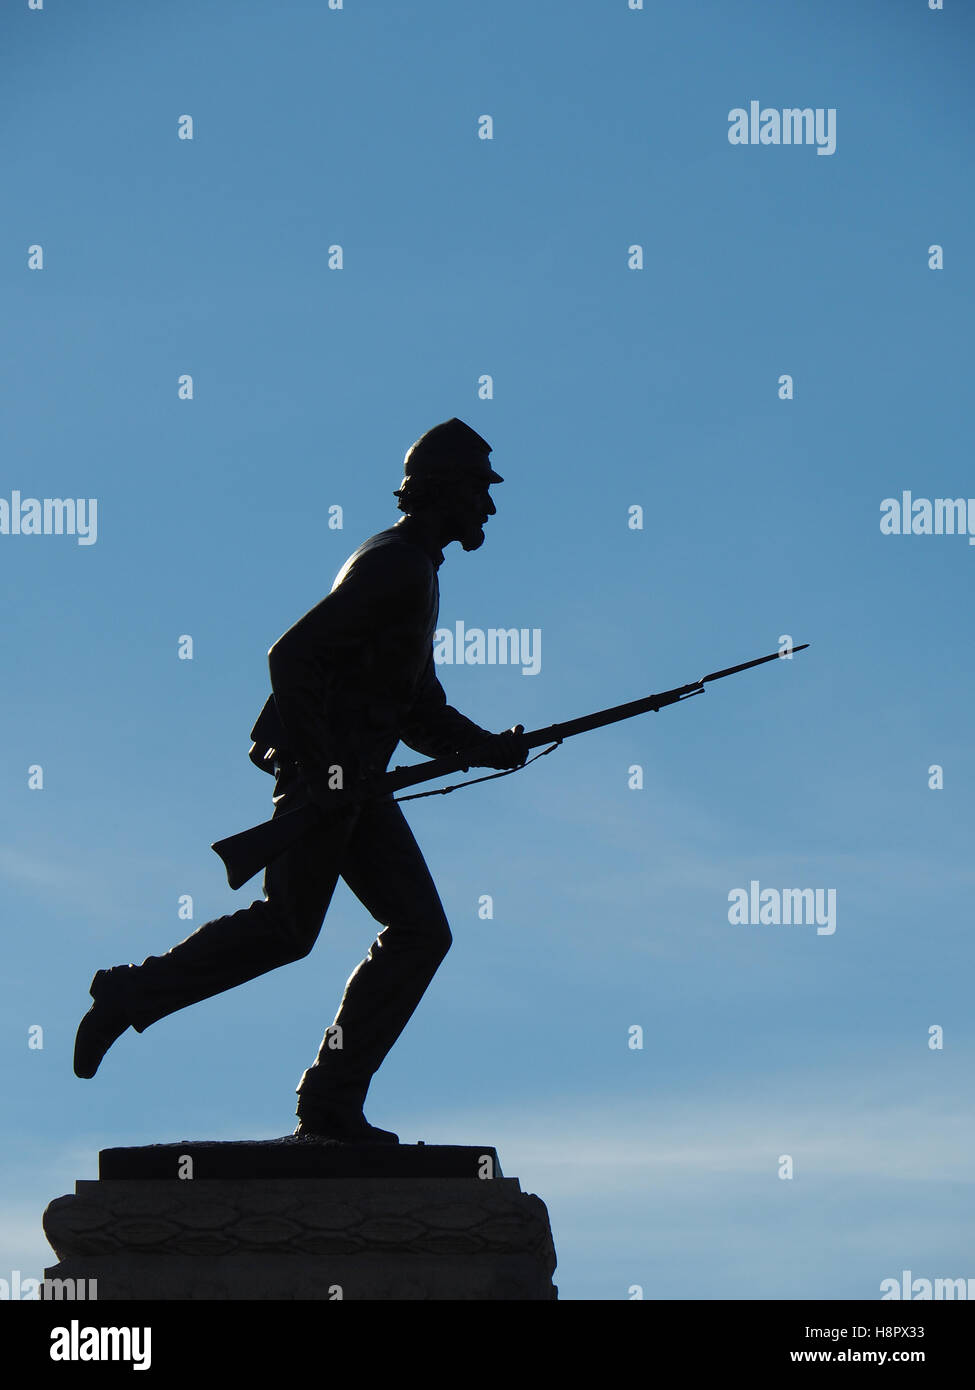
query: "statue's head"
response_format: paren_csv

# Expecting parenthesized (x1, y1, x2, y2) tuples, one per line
(394, 418, 503, 552)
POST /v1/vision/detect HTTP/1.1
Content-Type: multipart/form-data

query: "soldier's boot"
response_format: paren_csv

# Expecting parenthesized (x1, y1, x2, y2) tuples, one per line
(293, 1083, 399, 1145)
(73, 966, 138, 1078)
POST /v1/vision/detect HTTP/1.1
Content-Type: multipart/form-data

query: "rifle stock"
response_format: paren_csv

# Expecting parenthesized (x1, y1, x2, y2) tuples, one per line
(212, 643, 807, 890)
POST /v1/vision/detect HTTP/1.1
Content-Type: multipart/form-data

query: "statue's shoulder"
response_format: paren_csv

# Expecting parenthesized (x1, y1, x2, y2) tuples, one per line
(333, 525, 434, 590)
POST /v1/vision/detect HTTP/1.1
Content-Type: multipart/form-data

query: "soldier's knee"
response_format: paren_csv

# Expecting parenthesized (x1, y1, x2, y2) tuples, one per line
(284, 934, 316, 963)
(265, 904, 322, 963)
(396, 911, 451, 963)
(433, 916, 452, 962)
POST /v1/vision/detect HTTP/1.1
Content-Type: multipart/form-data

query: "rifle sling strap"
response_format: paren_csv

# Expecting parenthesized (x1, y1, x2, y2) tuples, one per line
(393, 741, 563, 803)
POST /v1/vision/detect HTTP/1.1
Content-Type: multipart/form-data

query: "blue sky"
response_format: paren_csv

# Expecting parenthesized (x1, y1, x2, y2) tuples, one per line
(2, 0, 973, 1300)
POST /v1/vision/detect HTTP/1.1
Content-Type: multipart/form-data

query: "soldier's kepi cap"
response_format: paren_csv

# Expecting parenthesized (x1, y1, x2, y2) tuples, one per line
(397, 418, 503, 490)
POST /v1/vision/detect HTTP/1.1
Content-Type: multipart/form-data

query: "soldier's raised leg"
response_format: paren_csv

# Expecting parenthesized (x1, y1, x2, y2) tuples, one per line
(73, 759, 359, 1077)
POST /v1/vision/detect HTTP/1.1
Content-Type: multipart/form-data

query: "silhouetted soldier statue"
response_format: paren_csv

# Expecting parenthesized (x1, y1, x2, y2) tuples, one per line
(74, 419, 529, 1143)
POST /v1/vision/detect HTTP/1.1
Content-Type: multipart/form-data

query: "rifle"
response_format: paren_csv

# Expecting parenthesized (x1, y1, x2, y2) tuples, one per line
(212, 643, 809, 890)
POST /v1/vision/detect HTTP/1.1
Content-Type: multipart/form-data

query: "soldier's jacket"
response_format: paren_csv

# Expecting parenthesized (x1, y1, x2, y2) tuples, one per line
(248, 515, 490, 792)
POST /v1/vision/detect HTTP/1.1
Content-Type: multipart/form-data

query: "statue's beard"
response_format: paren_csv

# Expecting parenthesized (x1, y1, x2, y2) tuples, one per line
(457, 517, 486, 551)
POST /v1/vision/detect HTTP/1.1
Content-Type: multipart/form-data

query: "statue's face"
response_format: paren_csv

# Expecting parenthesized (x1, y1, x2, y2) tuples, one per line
(443, 480, 496, 551)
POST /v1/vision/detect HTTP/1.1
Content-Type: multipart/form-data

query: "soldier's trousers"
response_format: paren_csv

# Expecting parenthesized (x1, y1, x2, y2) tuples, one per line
(118, 758, 452, 1113)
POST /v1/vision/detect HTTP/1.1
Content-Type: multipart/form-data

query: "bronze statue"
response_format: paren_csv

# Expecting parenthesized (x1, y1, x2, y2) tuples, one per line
(74, 419, 529, 1144)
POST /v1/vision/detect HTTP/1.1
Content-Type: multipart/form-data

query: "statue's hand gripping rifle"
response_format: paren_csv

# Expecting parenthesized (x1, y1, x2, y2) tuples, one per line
(212, 643, 809, 891)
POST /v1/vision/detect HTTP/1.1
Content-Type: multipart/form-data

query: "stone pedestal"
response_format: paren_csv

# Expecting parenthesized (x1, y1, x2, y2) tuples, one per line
(43, 1139, 558, 1300)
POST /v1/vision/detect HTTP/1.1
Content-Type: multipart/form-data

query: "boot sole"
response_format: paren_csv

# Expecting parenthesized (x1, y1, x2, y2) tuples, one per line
(293, 1119, 399, 1145)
